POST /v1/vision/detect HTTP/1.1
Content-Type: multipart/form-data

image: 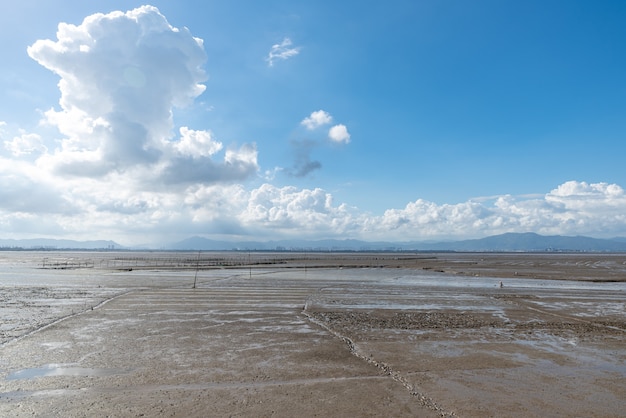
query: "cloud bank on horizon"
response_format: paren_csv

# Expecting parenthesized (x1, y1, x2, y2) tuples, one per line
(1, 4, 626, 245)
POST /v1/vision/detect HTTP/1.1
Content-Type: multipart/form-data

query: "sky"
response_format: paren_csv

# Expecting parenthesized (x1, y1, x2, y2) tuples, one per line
(1, 0, 626, 246)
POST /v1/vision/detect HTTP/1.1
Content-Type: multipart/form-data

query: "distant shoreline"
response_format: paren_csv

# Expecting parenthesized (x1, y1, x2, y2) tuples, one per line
(2, 250, 625, 282)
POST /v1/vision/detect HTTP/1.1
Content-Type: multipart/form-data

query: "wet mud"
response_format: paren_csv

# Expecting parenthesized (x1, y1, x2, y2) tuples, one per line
(0, 252, 624, 417)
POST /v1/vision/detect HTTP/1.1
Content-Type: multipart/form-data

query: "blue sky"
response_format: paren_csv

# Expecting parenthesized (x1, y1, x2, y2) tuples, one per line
(1, 1, 626, 245)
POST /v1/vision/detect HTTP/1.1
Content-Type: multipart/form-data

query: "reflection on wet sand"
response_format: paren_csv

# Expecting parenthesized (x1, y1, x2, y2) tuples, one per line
(7, 364, 129, 380)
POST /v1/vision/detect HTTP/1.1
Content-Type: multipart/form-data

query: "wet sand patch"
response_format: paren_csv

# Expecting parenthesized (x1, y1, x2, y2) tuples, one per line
(0, 252, 624, 417)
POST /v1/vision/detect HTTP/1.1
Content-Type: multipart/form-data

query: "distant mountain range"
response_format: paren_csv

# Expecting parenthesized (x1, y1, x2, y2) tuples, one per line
(164, 233, 626, 252)
(3, 233, 626, 252)
(415, 232, 626, 252)
(0, 238, 119, 250)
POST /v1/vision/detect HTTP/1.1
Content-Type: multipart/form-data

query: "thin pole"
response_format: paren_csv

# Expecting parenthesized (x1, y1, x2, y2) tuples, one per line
(193, 251, 200, 289)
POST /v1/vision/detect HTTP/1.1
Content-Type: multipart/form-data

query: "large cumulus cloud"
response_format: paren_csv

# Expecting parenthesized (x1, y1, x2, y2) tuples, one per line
(27, 5, 257, 184)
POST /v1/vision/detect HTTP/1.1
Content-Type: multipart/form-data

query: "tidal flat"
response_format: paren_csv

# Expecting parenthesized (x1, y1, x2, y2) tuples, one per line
(0, 251, 624, 417)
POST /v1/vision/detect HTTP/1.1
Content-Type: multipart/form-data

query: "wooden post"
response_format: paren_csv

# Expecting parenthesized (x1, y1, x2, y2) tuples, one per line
(193, 251, 200, 289)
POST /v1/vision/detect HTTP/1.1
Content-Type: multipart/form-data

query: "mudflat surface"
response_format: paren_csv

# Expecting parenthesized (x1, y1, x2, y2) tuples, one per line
(0, 252, 625, 417)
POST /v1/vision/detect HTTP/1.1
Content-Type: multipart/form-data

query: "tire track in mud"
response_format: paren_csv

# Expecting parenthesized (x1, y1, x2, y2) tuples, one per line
(302, 309, 457, 417)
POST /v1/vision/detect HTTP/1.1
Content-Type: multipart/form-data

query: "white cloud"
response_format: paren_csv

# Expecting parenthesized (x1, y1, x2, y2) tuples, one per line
(301, 110, 333, 130)
(290, 111, 350, 178)
(547, 181, 624, 202)
(240, 184, 360, 236)
(173, 127, 223, 158)
(228, 180, 626, 241)
(328, 124, 351, 143)
(300, 111, 351, 144)
(4, 132, 47, 156)
(266, 37, 301, 67)
(23, 5, 258, 187)
(361, 181, 626, 241)
(0, 5, 264, 243)
(0, 172, 626, 244)
(2, 9, 624, 245)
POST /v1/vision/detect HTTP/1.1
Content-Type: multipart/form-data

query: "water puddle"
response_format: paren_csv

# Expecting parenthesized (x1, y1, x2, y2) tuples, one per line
(6, 364, 128, 380)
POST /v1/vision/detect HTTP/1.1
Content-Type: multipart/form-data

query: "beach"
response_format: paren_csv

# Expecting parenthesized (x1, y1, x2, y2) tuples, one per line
(1, 252, 624, 417)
